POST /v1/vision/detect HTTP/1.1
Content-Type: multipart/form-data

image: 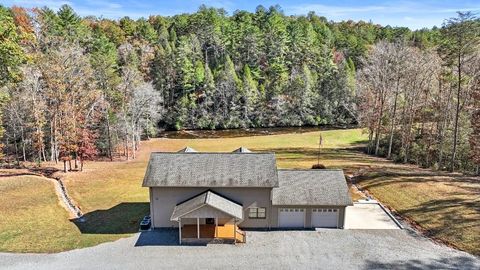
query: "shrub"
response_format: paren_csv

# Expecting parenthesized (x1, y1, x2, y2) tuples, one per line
(311, 164, 326, 169)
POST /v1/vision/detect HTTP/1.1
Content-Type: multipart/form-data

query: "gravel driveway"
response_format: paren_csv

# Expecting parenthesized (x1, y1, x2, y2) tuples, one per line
(1, 229, 479, 270)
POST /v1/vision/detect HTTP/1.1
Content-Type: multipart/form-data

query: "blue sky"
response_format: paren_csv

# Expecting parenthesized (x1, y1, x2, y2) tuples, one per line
(3, 0, 480, 29)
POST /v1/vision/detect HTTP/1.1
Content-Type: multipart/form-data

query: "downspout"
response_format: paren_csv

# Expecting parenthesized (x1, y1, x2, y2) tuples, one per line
(178, 219, 182, 245)
(149, 187, 155, 229)
(269, 187, 273, 230)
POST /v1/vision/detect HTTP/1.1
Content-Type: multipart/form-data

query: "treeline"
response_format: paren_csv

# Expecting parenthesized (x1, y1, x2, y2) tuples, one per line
(0, 4, 478, 173)
(357, 13, 480, 173)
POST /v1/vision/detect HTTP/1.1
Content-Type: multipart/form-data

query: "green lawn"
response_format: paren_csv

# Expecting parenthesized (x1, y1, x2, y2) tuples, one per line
(357, 170, 480, 256)
(0, 127, 478, 255)
(0, 175, 144, 253)
(62, 128, 367, 214)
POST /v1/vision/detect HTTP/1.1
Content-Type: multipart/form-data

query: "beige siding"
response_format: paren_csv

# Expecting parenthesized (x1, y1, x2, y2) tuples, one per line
(181, 205, 232, 219)
(180, 217, 233, 225)
(271, 205, 347, 229)
(150, 187, 272, 228)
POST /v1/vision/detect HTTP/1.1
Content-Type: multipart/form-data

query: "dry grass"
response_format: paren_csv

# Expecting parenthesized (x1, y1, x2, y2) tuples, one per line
(60, 128, 367, 214)
(1, 127, 478, 255)
(0, 128, 366, 252)
(0, 175, 138, 253)
(357, 169, 480, 256)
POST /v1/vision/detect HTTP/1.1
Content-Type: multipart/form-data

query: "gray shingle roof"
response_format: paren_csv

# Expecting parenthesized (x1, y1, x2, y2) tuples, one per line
(170, 191, 243, 221)
(142, 152, 278, 187)
(272, 170, 353, 206)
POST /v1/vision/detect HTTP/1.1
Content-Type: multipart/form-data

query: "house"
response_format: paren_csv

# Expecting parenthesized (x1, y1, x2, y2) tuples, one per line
(142, 147, 353, 244)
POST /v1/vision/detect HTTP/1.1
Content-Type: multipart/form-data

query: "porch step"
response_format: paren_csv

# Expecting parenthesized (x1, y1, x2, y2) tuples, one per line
(209, 238, 235, 244)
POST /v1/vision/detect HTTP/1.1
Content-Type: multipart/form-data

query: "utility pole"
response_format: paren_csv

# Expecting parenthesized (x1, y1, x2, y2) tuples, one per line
(317, 133, 323, 166)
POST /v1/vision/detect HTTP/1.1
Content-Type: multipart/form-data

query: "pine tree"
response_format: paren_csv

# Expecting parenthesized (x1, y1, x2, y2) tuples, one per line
(440, 12, 480, 171)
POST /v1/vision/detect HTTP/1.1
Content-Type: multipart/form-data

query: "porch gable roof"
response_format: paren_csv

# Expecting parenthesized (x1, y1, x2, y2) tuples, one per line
(170, 191, 243, 221)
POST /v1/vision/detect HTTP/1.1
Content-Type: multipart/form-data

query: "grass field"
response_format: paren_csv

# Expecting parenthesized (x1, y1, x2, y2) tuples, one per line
(61, 128, 367, 215)
(357, 170, 480, 255)
(0, 127, 478, 255)
(0, 175, 142, 253)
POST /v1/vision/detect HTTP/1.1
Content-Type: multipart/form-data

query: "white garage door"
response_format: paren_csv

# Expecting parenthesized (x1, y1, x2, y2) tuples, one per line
(278, 208, 305, 228)
(311, 208, 339, 228)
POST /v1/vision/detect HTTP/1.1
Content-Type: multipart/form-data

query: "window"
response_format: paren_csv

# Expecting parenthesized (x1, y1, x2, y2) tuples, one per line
(249, 207, 266, 219)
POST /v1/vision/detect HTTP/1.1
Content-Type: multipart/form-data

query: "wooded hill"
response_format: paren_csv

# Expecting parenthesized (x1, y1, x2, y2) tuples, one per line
(0, 5, 479, 173)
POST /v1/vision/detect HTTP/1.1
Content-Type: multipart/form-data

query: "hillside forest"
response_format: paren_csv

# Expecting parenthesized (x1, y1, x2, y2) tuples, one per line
(0, 5, 479, 173)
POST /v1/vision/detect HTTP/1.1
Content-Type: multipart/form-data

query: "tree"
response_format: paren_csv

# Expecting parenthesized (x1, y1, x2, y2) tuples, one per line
(40, 42, 100, 169)
(386, 42, 409, 159)
(470, 75, 480, 174)
(357, 41, 396, 155)
(0, 6, 26, 86)
(440, 12, 480, 171)
(2, 4, 479, 174)
(117, 65, 141, 159)
(90, 31, 120, 160)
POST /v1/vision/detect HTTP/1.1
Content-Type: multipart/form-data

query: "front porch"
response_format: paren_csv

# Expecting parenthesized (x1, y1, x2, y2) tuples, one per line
(181, 223, 246, 243)
(170, 190, 245, 245)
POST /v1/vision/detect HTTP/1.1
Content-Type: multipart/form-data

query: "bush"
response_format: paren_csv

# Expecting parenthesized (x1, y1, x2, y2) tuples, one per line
(311, 164, 326, 169)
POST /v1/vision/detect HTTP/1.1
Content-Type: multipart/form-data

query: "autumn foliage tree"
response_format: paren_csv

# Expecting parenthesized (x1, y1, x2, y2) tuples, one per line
(1, 4, 479, 175)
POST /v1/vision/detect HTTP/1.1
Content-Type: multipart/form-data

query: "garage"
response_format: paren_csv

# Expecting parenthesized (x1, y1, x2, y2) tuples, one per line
(311, 208, 338, 228)
(278, 208, 305, 228)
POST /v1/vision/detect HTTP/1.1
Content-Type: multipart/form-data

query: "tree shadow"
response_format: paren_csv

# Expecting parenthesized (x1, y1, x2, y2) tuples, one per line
(363, 255, 480, 270)
(72, 202, 149, 234)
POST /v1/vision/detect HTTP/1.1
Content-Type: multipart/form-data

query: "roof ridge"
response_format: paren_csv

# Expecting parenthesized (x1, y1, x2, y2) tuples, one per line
(205, 190, 210, 204)
(277, 169, 343, 171)
(150, 152, 274, 154)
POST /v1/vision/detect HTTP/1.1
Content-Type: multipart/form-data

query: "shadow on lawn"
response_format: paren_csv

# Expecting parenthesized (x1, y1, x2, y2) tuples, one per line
(400, 197, 480, 242)
(363, 255, 480, 270)
(72, 202, 149, 234)
(357, 173, 480, 193)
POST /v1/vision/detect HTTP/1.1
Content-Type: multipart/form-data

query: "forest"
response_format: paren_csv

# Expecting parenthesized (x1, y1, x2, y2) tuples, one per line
(0, 4, 478, 173)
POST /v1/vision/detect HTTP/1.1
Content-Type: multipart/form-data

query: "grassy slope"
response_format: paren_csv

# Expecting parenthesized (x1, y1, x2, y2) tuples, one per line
(358, 170, 479, 255)
(61, 127, 480, 255)
(0, 176, 135, 253)
(0, 128, 478, 255)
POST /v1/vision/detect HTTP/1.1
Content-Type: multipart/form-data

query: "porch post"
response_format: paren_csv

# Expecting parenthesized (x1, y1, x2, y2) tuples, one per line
(197, 217, 200, 239)
(215, 217, 218, 238)
(178, 219, 182, 245)
(233, 219, 237, 244)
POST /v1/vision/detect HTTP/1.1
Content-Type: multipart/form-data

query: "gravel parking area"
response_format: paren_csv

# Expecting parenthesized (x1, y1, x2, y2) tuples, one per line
(1, 229, 479, 270)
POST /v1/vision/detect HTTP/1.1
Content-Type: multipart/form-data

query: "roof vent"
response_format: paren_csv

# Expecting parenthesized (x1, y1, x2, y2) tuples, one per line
(232, 146, 251, 153)
(178, 147, 197, 153)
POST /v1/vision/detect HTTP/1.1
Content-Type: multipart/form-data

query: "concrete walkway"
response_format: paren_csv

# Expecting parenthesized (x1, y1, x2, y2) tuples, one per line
(345, 202, 400, 229)
(1, 229, 479, 270)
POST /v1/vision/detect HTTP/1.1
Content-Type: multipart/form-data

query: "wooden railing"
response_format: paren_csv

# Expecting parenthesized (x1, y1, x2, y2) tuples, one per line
(236, 229, 246, 243)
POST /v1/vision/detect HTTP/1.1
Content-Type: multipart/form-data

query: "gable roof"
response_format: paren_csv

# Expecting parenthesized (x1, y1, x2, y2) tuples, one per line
(272, 169, 353, 206)
(232, 147, 251, 153)
(142, 152, 278, 187)
(170, 191, 243, 221)
(177, 147, 197, 153)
